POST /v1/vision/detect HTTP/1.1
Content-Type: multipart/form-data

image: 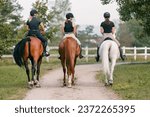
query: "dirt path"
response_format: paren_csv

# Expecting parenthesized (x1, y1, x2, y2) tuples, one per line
(24, 64, 120, 100)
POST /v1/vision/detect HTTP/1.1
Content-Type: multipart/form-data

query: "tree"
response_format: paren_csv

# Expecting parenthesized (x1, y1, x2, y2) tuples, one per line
(100, 0, 150, 35)
(0, 0, 23, 55)
(32, 0, 71, 44)
(0, 0, 22, 40)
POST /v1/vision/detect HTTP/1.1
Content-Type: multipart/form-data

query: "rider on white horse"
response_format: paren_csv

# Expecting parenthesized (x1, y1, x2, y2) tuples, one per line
(96, 12, 125, 62)
(59, 13, 83, 59)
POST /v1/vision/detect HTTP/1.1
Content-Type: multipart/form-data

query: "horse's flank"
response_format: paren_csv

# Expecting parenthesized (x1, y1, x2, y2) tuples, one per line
(24, 37, 43, 62)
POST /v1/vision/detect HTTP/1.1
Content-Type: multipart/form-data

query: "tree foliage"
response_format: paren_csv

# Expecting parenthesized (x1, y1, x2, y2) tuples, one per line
(100, 0, 150, 35)
(0, 0, 22, 40)
(32, 0, 71, 43)
(0, 0, 22, 55)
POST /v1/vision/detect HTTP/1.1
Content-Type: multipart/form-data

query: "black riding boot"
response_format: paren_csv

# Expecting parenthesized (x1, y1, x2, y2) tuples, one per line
(95, 47, 100, 62)
(79, 45, 84, 59)
(119, 46, 125, 61)
(43, 42, 50, 57)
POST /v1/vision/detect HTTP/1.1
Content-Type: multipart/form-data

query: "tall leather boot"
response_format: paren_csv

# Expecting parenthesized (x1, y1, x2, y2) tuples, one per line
(119, 46, 125, 61)
(95, 47, 100, 62)
(43, 42, 50, 57)
(79, 45, 84, 59)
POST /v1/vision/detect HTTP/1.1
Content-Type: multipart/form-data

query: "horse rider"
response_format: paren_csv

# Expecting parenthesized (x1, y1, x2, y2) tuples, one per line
(95, 12, 125, 62)
(26, 9, 50, 57)
(59, 12, 84, 59)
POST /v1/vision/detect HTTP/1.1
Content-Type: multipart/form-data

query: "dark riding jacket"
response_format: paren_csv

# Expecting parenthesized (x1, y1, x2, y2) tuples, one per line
(26, 17, 47, 43)
(100, 21, 115, 33)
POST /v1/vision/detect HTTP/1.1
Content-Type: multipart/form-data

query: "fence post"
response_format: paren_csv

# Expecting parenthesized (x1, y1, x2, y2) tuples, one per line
(85, 46, 88, 62)
(145, 46, 147, 60)
(134, 46, 136, 60)
(122, 46, 125, 55)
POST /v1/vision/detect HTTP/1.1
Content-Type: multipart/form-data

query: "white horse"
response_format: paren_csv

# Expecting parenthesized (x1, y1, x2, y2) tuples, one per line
(99, 39, 119, 86)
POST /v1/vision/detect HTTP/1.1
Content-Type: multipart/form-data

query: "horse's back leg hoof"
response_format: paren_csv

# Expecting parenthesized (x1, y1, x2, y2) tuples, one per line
(63, 83, 67, 86)
(72, 81, 75, 86)
(68, 84, 72, 88)
(35, 84, 41, 88)
(27, 84, 33, 89)
(28, 81, 34, 89)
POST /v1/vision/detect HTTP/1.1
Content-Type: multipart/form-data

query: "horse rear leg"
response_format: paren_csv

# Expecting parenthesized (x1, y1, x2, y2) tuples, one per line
(31, 58, 38, 87)
(35, 57, 42, 88)
(109, 59, 117, 85)
(61, 60, 66, 86)
(24, 60, 32, 88)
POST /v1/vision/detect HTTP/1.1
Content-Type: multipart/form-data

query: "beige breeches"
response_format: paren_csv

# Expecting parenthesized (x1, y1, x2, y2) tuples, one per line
(98, 33, 120, 47)
(63, 33, 81, 45)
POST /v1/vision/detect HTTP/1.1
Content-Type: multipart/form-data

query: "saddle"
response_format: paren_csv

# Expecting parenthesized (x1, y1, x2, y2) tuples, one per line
(104, 37, 113, 41)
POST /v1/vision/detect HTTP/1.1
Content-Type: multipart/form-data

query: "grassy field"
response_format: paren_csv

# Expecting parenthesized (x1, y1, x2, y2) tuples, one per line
(97, 62, 150, 100)
(0, 59, 60, 100)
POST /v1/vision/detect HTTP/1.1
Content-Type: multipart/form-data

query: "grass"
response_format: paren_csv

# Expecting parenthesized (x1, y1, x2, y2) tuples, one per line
(0, 58, 60, 100)
(97, 62, 150, 100)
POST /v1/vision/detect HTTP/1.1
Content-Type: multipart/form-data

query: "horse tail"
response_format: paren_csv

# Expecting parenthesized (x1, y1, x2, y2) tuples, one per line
(13, 37, 30, 67)
(101, 44, 110, 76)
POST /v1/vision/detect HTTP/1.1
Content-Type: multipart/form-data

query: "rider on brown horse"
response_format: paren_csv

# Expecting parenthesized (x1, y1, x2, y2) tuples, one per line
(58, 13, 83, 59)
(26, 9, 50, 57)
(95, 12, 125, 62)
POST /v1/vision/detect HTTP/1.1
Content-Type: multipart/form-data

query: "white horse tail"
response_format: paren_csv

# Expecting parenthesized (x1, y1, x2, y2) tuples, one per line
(100, 42, 110, 78)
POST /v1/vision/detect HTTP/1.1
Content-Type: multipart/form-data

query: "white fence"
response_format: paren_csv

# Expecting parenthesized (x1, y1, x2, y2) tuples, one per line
(1, 46, 150, 62)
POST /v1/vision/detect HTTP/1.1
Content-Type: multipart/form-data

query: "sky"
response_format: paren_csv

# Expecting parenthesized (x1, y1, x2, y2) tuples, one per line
(18, 0, 120, 26)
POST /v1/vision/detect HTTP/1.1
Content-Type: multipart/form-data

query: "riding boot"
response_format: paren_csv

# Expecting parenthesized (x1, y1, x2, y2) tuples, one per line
(42, 42, 50, 57)
(119, 46, 125, 61)
(95, 47, 100, 62)
(79, 45, 84, 59)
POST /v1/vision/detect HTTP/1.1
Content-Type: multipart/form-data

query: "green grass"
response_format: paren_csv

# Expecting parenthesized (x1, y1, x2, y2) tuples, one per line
(97, 63, 150, 100)
(0, 59, 60, 100)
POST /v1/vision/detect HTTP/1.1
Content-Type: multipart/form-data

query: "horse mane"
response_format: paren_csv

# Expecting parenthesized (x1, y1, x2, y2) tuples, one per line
(13, 37, 30, 67)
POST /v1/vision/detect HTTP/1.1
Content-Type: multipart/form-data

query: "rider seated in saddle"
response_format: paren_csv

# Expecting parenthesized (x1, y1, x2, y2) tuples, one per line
(95, 12, 125, 62)
(59, 12, 83, 59)
(26, 9, 50, 57)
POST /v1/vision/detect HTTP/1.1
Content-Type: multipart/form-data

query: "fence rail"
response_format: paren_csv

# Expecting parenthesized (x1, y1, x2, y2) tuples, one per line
(1, 46, 150, 62)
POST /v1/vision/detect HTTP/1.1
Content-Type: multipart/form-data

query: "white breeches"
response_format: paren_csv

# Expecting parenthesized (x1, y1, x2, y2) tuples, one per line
(63, 33, 81, 45)
(99, 33, 120, 47)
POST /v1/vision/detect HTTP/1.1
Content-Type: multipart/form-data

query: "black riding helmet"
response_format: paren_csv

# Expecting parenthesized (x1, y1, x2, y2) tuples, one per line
(30, 9, 38, 16)
(104, 12, 110, 18)
(66, 13, 74, 19)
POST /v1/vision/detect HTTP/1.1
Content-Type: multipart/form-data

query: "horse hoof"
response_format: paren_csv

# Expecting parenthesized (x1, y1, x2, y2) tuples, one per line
(27, 85, 33, 89)
(68, 84, 72, 88)
(63, 83, 67, 86)
(109, 83, 113, 86)
(72, 82, 75, 86)
(35, 84, 41, 88)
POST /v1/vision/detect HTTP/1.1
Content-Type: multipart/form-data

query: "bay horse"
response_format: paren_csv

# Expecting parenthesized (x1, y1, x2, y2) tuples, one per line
(99, 39, 119, 86)
(59, 37, 80, 88)
(13, 36, 43, 88)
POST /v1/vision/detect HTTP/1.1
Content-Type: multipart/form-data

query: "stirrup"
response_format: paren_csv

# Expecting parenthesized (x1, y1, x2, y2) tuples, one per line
(58, 56, 61, 59)
(120, 55, 125, 61)
(95, 56, 100, 62)
(79, 54, 84, 59)
(43, 52, 50, 57)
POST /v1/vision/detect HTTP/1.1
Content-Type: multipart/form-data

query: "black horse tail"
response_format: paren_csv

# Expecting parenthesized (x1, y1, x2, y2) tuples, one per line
(13, 37, 30, 67)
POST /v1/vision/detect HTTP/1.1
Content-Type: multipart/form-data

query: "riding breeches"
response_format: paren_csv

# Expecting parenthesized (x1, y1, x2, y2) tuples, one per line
(27, 30, 47, 43)
(98, 33, 120, 47)
(63, 33, 81, 45)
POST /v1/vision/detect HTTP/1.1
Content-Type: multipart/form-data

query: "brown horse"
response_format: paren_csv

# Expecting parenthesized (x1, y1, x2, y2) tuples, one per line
(59, 37, 80, 88)
(13, 36, 43, 88)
